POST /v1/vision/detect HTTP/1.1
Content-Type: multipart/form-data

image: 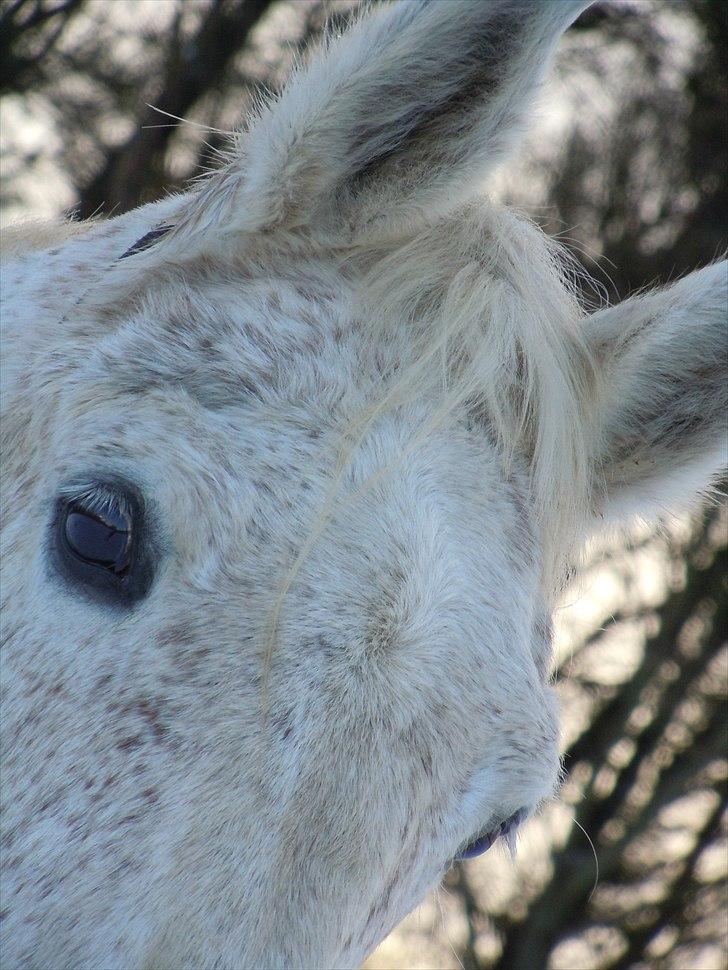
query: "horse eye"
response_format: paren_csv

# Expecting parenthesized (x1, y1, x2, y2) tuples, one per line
(54, 483, 153, 604)
(63, 501, 131, 574)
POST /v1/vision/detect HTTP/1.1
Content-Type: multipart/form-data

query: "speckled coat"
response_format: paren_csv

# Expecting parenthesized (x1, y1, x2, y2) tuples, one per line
(1, 2, 726, 968)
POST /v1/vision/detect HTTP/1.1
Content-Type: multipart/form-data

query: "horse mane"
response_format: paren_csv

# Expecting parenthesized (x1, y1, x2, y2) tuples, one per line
(348, 200, 600, 589)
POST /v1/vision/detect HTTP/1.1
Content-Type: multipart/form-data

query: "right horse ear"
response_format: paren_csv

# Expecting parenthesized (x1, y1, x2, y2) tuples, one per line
(584, 262, 728, 525)
(169, 0, 592, 252)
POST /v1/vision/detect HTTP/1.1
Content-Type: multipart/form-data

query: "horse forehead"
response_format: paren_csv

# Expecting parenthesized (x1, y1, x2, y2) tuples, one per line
(84, 263, 362, 409)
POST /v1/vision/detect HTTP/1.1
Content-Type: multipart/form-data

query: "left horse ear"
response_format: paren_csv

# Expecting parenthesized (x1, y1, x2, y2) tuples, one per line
(172, 0, 591, 249)
(584, 262, 728, 524)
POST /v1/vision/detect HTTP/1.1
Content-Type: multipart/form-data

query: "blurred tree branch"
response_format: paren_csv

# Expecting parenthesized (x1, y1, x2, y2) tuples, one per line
(0, 0, 85, 95)
(544, 0, 728, 298)
(76, 0, 275, 217)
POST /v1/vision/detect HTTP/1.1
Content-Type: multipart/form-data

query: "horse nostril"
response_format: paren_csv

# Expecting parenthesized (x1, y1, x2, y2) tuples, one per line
(456, 807, 528, 861)
(500, 807, 527, 838)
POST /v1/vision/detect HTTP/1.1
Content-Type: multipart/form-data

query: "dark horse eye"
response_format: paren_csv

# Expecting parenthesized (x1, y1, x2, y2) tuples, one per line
(64, 501, 131, 574)
(55, 482, 154, 604)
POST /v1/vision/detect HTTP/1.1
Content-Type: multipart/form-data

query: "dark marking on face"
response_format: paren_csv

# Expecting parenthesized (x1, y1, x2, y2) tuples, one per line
(156, 622, 196, 648)
(270, 708, 295, 744)
(419, 750, 433, 778)
(265, 292, 283, 313)
(363, 869, 399, 937)
(118, 224, 173, 260)
(119, 813, 143, 826)
(298, 309, 319, 328)
(135, 698, 168, 744)
(116, 735, 144, 751)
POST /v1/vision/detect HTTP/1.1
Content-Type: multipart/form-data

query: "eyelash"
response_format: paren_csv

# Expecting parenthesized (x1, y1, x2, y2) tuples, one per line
(60, 484, 131, 522)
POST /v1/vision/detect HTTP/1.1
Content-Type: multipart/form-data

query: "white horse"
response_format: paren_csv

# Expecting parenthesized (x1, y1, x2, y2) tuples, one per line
(1, 1, 725, 967)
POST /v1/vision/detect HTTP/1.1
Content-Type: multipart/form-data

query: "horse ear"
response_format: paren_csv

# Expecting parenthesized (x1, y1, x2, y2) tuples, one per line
(585, 262, 728, 524)
(175, 0, 591, 248)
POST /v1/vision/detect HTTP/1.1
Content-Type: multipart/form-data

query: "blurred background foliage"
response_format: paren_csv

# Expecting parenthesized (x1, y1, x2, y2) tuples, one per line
(1, 1, 725, 968)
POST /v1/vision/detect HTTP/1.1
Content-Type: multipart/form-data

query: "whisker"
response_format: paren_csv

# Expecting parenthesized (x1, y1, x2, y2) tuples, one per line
(433, 885, 465, 970)
(571, 817, 600, 903)
(143, 103, 234, 136)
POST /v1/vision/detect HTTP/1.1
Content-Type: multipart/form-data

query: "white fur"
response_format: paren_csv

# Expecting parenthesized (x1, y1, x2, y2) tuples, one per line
(1, 2, 725, 968)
